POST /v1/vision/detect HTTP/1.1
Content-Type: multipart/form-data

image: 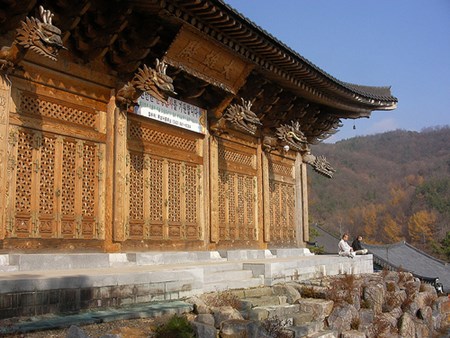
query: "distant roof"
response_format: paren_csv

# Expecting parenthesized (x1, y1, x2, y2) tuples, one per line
(365, 242, 450, 292)
(311, 225, 450, 292)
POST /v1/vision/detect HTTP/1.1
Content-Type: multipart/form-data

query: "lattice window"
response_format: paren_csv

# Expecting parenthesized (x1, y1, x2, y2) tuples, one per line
(168, 161, 181, 224)
(129, 123, 197, 152)
(244, 176, 256, 240)
(237, 175, 245, 228)
(218, 171, 227, 225)
(82, 143, 96, 218)
(270, 181, 282, 241)
(62, 140, 76, 217)
(184, 164, 198, 224)
(39, 136, 56, 216)
(19, 93, 97, 128)
(129, 153, 144, 221)
(218, 169, 257, 241)
(272, 162, 293, 178)
(127, 152, 202, 241)
(15, 130, 33, 215)
(228, 171, 236, 238)
(269, 180, 296, 245)
(218, 148, 253, 167)
(148, 157, 163, 222)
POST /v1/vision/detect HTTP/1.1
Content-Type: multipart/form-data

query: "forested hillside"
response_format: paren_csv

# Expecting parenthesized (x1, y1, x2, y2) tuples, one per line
(309, 126, 450, 260)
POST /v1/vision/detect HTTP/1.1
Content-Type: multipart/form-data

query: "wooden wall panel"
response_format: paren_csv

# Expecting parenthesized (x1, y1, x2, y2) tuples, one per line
(215, 137, 259, 243)
(125, 115, 204, 245)
(4, 79, 107, 246)
(264, 153, 297, 247)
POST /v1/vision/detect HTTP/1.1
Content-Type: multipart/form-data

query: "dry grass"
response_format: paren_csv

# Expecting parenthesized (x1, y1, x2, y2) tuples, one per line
(327, 273, 358, 305)
(261, 316, 291, 338)
(203, 290, 241, 309)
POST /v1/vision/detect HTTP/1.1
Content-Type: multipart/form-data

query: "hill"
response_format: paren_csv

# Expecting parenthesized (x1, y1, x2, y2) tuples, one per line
(308, 126, 450, 260)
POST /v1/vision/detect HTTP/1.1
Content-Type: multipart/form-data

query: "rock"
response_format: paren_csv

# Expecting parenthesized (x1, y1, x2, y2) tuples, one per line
(272, 284, 301, 304)
(292, 312, 314, 325)
(383, 290, 406, 312)
(420, 283, 437, 296)
(66, 325, 90, 338)
(220, 319, 271, 338)
(383, 271, 400, 284)
(403, 279, 421, 296)
(417, 305, 433, 327)
(212, 306, 244, 328)
(358, 308, 374, 330)
(187, 295, 211, 314)
(414, 320, 431, 338)
(398, 312, 416, 337)
(363, 283, 385, 314)
(287, 321, 324, 337)
(192, 321, 218, 338)
(385, 280, 399, 293)
(248, 307, 269, 321)
(388, 307, 403, 320)
(196, 313, 215, 326)
(340, 330, 365, 338)
(297, 298, 334, 320)
(327, 304, 358, 331)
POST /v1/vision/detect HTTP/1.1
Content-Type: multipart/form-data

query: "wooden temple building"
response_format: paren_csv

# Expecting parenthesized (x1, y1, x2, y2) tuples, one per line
(0, 0, 397, 253)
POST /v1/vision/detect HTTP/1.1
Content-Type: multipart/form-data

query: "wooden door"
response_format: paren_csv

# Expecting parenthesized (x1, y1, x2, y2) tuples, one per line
(265, 153, 297, 246)
(215, 137, 259, 243)
(126, 116, 204, 243)
(6, 88, 106, 241)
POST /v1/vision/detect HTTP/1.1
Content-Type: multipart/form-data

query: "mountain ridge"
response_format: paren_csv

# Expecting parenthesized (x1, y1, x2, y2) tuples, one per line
(308, 126, 450, 260)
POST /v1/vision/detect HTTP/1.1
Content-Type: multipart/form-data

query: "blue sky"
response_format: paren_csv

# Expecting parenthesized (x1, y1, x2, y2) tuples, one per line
(224, 0, 450, 143)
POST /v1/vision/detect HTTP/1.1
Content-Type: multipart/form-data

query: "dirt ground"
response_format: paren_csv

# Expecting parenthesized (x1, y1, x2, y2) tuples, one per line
(1, 315, 175, 338)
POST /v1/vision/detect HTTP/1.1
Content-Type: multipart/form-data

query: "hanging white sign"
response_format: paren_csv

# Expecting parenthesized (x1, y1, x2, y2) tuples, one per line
(135, 93, 207, 134)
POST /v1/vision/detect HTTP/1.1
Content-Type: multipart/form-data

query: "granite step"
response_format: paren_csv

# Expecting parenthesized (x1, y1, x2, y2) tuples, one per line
(0, 254, 18, 272)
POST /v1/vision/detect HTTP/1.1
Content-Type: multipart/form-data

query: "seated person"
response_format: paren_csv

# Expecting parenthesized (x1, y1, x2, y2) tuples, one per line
(351, 235, 368, 255)
(338, 233, 355, 258)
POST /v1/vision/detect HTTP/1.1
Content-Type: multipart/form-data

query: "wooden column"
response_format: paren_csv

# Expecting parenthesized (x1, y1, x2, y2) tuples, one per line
(103, 93, 120, 251)
(296, 153, 309, 243)
(209, 136, 219, 243)
(0, 75, 11, 240)
(262, 151, 271, 243)
(112, 103, 128, 242)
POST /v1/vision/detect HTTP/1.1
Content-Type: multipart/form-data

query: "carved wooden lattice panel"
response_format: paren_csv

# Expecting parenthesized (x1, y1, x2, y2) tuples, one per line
(38, 134, 57, 237)
(217, 140, 258, 241)
(218, 170, 257, 240)
(20, 92, 97, 129)
(13, 129, 34, 236)
(61, 139, 77, 236)
(80, 142, 98, 238)
(127, 152, 202, 241)
(129, 152, 145, 237)
(267, 156, 296, 246)
(9, 127, 103, 240)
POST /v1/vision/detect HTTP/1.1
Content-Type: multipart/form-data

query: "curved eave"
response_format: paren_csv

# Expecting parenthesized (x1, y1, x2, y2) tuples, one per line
(154, 0, 398, 113)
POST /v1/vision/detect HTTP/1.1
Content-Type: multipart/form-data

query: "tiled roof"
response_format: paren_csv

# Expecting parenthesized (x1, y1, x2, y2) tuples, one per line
(365, 242, 450, 292)
(214, 0, 398, 105)
(163, 0, 398, 112)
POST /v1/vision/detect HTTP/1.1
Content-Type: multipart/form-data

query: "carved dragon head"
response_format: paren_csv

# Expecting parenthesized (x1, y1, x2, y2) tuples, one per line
(303, 152, 336, 178)
(276, 121, 309, 152)
(117, 59, 177, 109)
(134, 60, 177, 102)
(16, 6, 65, 62)
(224, 98, 262, 135)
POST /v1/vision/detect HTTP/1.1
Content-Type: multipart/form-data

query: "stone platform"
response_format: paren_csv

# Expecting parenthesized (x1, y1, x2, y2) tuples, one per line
(0, 249, 373, 319)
